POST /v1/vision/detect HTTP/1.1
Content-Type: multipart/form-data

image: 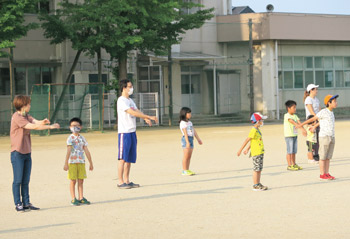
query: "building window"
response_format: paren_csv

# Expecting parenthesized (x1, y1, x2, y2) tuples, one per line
(181, 0, 201, 15)
(138, 66, 161, 93)
(181, 66, 201, 94)
(88, 74, 107, 93)
(0, 66, 54, 95)
(0, 68, 10, 95)
(279, 56, 350, 89)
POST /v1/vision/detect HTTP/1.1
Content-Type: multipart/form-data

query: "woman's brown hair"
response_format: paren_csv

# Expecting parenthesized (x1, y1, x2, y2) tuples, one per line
(303, 90, 310, 102)
(13, 95, 31, 111)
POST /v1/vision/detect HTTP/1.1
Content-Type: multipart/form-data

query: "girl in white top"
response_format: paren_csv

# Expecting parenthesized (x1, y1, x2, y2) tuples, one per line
(179, 107, 202, 176)
(303, 84, 321, 163)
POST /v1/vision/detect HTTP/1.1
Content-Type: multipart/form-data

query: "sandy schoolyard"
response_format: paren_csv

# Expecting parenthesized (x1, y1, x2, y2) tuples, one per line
(0, 121, 349, 239)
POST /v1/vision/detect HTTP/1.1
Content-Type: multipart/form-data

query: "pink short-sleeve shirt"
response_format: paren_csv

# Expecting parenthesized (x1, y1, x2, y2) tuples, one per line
(10, 113, 34, 154)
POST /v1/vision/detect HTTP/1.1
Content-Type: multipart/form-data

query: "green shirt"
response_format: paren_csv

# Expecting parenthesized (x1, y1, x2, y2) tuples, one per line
(284, 113, 300, 137)
(248, 127, 264, 156)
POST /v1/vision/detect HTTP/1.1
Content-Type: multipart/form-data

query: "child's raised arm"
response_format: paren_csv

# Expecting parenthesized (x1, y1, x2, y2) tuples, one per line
(237, 137, 251, 157)
(297, 120, 307, 137)
(298, 116, 319, 128)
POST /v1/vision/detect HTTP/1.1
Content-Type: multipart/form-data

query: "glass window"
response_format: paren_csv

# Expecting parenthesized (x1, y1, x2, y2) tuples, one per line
(324, 57, 333, 68)
(294, 71, 303, 88)
(150, 66, 160, 80)
(150, 81, 160, 92)
(139, 67, 149, 81)
(15, 68, 26, 94)
(282, 57, 293, 69)
(42, 67, 52, 84)
(27, 67, 41, 94)
(315, 57, 323, 68)
(283, 71, 293, 89)
(315, 71, 325, 87)
(0, 68, 10, 95)
(88, 74, 107, 93)
(304, 57, 313, 69)
(335, 71, 344, 87)
(278, 71, 282, 89)
(69, 75, 75, 94)
(181, 66, 190, 72)
(305, 71, 314, 86)
(138, 81, 149, 92)
(344, 71, 350, 87)
(278, 58, 282, 70)
(344, 57, 350, 68)
(294, 57, 303, 69)
(324, 71, 333, 87)
(181, 75, 190, 94)
(334, 57, 343, 70)
(191, 74, 200, 93)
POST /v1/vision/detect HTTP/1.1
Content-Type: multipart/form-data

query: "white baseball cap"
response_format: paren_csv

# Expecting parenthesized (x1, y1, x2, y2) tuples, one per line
(306, 84, 319, 92)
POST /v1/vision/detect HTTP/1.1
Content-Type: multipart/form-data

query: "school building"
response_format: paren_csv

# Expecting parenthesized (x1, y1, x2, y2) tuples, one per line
(1, 0, 350, 131)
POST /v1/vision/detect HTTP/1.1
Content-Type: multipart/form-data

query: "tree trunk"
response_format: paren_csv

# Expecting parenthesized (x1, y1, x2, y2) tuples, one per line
(50, 49, 82, 122)
(118, 53, 127, 80)
(9, 48, 14, 114)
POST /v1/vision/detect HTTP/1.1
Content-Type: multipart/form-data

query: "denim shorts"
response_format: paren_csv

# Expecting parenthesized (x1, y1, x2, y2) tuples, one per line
(285, 136, 298, 154)
(181, 136, 194, 148)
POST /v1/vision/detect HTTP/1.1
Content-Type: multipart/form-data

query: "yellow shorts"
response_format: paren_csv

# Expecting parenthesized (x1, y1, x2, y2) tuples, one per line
(68, 163, 87, 180)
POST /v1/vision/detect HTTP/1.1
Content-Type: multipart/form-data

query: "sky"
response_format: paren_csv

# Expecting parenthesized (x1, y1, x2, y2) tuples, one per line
(232, 0, 350, 15)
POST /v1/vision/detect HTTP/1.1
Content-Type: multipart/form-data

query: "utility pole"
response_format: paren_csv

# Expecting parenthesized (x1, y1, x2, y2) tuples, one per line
(167, 47, 173, 126)
(248, 18, 254, 115)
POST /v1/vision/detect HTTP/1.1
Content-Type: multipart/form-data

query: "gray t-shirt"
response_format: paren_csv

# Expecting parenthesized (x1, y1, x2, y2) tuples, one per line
(304, 96, 320, 118)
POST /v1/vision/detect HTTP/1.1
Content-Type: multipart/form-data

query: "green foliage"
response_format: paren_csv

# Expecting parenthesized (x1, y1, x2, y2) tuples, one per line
(0, 0, 39, 57)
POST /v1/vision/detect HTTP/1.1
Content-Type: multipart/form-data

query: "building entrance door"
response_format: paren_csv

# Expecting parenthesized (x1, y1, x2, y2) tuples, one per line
(181, 66, 202, 114)
(218, 73, 240, 114)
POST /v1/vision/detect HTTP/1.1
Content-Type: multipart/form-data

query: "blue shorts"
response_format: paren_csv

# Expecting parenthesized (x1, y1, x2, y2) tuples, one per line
(118, 132, 137, 163)
(181, 136, 194, 148)
(285, 136, 298, 154)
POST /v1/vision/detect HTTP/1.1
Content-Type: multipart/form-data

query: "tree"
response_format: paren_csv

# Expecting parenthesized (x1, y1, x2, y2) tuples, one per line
(0, 0, 38, 57)
(0, 0, 39, 113)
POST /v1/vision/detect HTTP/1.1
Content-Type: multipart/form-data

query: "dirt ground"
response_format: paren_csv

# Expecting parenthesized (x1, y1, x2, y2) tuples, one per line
(0, 121, 349, 239)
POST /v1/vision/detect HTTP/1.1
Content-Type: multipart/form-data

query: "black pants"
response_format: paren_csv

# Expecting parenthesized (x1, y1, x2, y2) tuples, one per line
(313, 126, 320, 160)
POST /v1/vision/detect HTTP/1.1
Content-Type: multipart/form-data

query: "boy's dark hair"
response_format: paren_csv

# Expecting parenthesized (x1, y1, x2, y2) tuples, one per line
(306, 115, 314, 125)
(119, 79, 131, 92)
(69, 117, 82, 126)
(326, 98, 335, 107)
(179, 107, 191, 123)
(285, 100, 297, 110)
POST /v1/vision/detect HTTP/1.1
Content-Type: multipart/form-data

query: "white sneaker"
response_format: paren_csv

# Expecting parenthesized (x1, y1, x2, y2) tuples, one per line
(308, 159, 317, 164)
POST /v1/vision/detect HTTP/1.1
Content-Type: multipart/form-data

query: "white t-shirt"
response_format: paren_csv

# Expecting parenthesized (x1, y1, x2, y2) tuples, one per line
(117, 96, 138, 133)
(180, 120, 194, 137)
(305, 96, 320, 118)
(317, 108, 335, 137)
(66, 134, 88, 164)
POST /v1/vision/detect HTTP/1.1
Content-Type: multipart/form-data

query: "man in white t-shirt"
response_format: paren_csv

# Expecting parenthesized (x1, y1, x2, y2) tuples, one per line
(117, 79, 158, 189)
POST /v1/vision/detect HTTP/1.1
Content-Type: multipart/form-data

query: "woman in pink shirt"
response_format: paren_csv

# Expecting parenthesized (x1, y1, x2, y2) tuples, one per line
(10, 95, 60, 212)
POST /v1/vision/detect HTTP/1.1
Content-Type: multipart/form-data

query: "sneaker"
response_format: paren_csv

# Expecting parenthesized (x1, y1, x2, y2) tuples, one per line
(182, 170, 194, 176)
(287, 165, 298, 171)
(187, 170, 196, 175)
(23, 203, 40, 211)
(325, 173, 335, 180)
(71, 198, 80, 206)
(320, 174, 329, 181)
(15, 203, 25, 212)
(127, 182, 140, 188)
(252, 183, 268, 191)
(294, 164, 303, 170)
(308, 159, 317, 164)
(79, 197, 90, 205)
(117, 183, 132, 189)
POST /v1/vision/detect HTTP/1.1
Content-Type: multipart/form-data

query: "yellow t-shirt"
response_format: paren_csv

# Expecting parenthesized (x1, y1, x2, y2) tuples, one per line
(248, 127, 264, 156)
(284, 113, 300, 137)
(306, 126, 317, 143)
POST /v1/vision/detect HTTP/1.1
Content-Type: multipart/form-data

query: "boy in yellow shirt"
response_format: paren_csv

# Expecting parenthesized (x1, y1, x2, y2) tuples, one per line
(284, 100, 307, 171)
(237, 112, 268, 191)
